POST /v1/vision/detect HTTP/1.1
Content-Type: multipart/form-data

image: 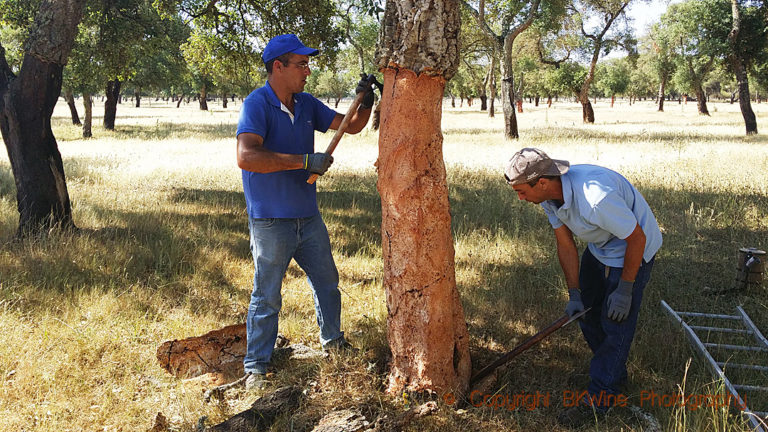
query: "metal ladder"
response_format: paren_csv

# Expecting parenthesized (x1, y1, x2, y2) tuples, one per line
(662, 300, 768, 432)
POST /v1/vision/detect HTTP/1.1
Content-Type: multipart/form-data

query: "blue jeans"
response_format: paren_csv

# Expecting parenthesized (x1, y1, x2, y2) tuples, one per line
(244, 214, 343, 375)
(578, 248, 655, 409)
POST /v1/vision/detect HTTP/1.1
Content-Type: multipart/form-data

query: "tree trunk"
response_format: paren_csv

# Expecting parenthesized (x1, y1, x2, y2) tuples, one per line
(177, 94, 184, 108)
(199, 84, 208, 111)
(657, 76, 666, 112)
(547, 96, 552, 107)
(375, 0, 471, 397)
(371, 101, 381, 130)
(450, 94, 455, 108)
(610, 95, 615, 107)
(534, 95, 539, 106)
(64, 89, 81, 125)
(0, 0, 85, 236)
(488, 55, 496, 118)
(480, 95, 487, 111)
(82, 92, 92, 138)
(695, 85, 710, 116)
(582, 100, 595, 123)
(222, 92, 228, 109)
(335, 97, 340, 108)
(134, 88, 140, 108)
(728, 0, 757, 135)
(104, 79, 120, 130)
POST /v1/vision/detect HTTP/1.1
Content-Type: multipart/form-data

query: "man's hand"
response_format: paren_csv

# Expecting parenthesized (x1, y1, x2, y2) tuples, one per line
(356, 74, 375, 109)
(304, 153, 334, 176)
(607, 280, 633, 322)
(565, 289, 585, 317)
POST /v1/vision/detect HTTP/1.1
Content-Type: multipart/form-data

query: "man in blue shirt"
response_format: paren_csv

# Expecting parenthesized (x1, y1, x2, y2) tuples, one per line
(504, 148, 662, 427)
(236, 34, 374, 390)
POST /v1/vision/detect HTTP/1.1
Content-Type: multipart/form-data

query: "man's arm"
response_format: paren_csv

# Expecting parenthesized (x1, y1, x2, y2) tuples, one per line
(620, 223, 646, 282)
(554, 224, 580, 289)
(236, 132, 304, 173)
(329, 107, 372, 134)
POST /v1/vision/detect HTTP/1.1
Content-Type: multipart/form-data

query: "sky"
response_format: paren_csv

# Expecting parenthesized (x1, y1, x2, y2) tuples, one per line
(626, 0, 681, 38)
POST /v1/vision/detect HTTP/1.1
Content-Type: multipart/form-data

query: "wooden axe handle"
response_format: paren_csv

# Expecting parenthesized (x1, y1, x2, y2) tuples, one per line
(307, 83, 369, 184)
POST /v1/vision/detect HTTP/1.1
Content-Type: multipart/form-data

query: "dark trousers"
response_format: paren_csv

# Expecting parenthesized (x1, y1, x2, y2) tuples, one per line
(578, 248, 655, 409)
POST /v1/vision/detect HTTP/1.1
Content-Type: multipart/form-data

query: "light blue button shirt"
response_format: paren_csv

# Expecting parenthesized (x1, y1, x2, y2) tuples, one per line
(540, 165, 662, 267)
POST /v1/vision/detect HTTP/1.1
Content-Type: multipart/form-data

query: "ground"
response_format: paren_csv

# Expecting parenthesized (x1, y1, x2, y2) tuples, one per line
(0, 96, 766, 431)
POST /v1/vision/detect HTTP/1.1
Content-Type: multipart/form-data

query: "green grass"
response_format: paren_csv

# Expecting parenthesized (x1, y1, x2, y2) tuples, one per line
(0, 96, 767, 431)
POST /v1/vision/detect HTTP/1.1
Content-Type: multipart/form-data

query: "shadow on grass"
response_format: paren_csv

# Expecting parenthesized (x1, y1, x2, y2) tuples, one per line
(1, 167, 767, 397)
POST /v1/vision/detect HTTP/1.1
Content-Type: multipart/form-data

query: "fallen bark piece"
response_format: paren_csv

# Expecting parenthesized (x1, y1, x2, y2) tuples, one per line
(369, 402, 439, 432)
(147, 412, 168, 432)
(157, 324, 246, 379)
(205, 386, 302, 432)
(311, 409, 370, 432)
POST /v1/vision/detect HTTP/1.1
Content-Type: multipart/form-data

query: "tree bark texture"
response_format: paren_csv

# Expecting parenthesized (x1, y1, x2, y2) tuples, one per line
(728, 0, 757, 134)
(82, 92, 92, 138)
(376, 68, 471, 396)
(0, 0, 85, 235)
(104, 79, 120, 130)
(488, 56, 496, 118)
(581, 100, 595, 123)
(375, 0, 470, 397)
(657, 77, 666, 112)
(695, 85, 710, 116)
(199, 83, 208, 111)
(65, 89, 81, 125)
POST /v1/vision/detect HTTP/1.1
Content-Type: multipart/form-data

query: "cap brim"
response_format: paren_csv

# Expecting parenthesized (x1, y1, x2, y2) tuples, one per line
(292, 47, 319, 56)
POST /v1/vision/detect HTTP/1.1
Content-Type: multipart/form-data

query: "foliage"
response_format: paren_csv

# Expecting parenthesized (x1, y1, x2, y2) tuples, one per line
(0, 25, 24, 73)
(596, 58, 630, 97)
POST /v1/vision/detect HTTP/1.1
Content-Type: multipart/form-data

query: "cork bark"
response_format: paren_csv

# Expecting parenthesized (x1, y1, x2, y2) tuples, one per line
(375, 1, 470, 394)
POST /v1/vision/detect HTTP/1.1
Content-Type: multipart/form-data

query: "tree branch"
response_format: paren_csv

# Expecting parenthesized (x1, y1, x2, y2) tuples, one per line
(461, 0, 502, 47)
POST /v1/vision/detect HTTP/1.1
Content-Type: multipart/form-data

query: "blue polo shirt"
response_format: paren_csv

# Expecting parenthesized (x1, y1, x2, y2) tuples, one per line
(540, 165, 662, 267)
(237, 83, 337, 218)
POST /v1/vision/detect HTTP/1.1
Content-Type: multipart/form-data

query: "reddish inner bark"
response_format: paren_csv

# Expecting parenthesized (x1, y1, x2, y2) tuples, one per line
(377, 67, 471, 395)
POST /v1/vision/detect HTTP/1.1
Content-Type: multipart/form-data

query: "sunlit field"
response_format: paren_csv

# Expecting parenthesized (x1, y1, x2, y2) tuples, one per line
(1, 95, 767, 431)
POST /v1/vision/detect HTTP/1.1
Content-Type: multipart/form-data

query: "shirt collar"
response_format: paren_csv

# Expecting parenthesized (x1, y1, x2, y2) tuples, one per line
(556, 173, 573, 210)
(264, 81, 297, 108)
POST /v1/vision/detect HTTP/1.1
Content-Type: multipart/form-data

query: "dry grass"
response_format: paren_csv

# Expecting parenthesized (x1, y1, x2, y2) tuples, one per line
(0, 96, 767, 431)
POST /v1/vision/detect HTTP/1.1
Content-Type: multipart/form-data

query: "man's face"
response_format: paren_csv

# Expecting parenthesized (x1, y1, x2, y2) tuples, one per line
(277, 54, 311, 93)
(512, 181, 546, 204)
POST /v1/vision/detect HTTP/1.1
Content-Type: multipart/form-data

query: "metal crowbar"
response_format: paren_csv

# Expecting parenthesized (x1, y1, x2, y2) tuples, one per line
(470, 308, 591, 386)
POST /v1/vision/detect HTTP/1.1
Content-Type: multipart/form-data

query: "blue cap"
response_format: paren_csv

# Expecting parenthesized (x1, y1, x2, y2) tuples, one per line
(262, 34, 319, 63)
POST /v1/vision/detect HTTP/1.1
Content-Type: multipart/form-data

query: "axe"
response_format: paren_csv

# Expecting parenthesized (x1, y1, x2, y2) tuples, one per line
(307, 74, 382, 184)
(470, 308, 590, 386)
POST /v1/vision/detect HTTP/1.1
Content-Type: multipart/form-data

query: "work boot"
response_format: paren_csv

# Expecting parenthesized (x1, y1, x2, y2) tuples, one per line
(245, 372, 267, 391)
(323, 337, 358, 353)
(557, 404, 607, 428)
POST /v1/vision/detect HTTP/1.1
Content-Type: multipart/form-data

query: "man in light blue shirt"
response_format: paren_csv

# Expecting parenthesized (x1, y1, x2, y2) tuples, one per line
(236, 34, 374, 391)
(505, 148, 662, 427)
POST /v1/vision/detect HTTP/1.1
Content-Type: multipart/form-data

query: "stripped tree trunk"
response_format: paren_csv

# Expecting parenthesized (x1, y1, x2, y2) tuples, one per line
(375, 0, 471, 397)
(0, 0, 85, 236)
(657, 76, 666, 112)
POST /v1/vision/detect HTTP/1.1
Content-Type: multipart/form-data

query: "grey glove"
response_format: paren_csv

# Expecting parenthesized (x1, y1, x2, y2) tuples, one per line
(565, 289, 585, 317)
(607, 279, 633, 322)
(304, 153, 333, 175)
(356, 74, 375, 109)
